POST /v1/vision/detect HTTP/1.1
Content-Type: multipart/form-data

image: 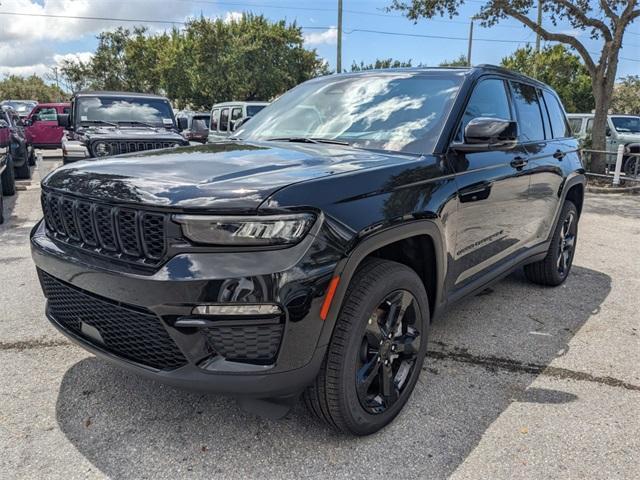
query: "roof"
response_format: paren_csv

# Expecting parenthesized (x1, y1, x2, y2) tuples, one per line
(74, 91, 169, 99)
(212, 101, 270, 107)
(34, 102, 70, 107)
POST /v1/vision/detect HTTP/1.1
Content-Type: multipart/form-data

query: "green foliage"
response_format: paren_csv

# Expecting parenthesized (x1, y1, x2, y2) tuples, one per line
(439, 54, 468, 67)
(0, 75, 66, 102)
(500, 45, 594, 113)
(350, 58, 413, 71)
(58, 15, 329, 110)
(612, 76, 640, 115)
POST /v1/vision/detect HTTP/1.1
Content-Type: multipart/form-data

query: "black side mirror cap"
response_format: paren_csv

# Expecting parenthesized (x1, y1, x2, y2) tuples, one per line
(57, 114, 71, 129)
(452, 117, 518, 153)
(177, 117, 188, 131)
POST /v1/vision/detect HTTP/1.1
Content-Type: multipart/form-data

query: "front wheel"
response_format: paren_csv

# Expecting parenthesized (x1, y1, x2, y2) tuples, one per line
(304, 258, 429, 435)
(524, 200, 578, 286)
(14, 157, 31, 180)
(2, 155, 16, 196)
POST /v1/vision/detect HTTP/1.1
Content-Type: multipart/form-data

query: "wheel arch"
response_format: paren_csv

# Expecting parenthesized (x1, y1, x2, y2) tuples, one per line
(316, 220, 448, 349)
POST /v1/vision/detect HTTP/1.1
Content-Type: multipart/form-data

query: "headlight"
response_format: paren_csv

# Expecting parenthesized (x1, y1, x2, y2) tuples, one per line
(173, 213, 315, 246)
(93, 142, 111, 157)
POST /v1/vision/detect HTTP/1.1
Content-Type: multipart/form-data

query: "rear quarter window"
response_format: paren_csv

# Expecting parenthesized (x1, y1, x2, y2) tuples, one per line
(542, 91, 570, 138)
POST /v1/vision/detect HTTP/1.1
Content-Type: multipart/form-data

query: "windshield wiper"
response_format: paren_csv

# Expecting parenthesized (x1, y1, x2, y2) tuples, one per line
(266, 137, 349, 146)
(117, 120, 158, 128)
(81, 120, 119, 127)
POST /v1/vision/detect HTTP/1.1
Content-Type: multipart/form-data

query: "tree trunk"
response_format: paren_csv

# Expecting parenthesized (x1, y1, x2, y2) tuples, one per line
(590, 84, 609, 174)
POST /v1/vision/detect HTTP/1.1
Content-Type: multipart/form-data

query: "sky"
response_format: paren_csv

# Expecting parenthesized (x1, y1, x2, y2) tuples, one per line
(0, 0, 638, 80)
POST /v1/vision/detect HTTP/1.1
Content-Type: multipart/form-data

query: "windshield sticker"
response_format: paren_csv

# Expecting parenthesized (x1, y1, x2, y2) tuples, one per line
(80, 115, 88, 121)
(162, 118, 173, 126)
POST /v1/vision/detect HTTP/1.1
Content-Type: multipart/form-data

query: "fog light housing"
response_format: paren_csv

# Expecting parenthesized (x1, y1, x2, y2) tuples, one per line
(192, 304, 282, 316)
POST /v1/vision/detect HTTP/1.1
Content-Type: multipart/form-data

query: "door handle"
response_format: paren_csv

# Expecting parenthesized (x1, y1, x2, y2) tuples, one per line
(553, 149, 565, 160)
(510, 156, 528, 169)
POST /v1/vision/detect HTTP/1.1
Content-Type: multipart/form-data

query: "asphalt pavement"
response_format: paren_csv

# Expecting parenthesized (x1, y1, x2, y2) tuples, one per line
(1, 154, 638, 479)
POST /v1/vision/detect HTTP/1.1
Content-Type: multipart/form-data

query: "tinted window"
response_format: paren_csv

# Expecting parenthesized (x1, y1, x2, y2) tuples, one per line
(246, 105, 266, 117)
(459, 78, 511, 140)
(240, 72, 464, 154)
(219, 108, 230, 132)
(542, 91, 570, 138)
(510, 82, 545, 142)
(192, 115, 210, 131)
(568, 118, 582, 134)
(63, 107, 71, 114)
(210, 109, 219, 131)
(36, 108, 58, 121)
(611, 116, 640, 134)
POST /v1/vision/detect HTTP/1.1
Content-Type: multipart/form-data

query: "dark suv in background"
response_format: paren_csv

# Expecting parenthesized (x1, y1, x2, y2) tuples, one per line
(32, 66, 585, 435)
(58, 91, 189, 164)
(1, 105, 34, 180)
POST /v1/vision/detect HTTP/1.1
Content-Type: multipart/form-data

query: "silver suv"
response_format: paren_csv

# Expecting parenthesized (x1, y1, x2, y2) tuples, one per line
(207, 101, 269, 142)
(567, 113, 640, 174)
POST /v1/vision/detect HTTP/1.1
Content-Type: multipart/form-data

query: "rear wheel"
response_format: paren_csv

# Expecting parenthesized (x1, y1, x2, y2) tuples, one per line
(28, 147, 36, 166)
(2, 155, 16, 196)
(304, 259, 429, 435)
(524, 200, 578, 286)
(14, 157, 31, 180)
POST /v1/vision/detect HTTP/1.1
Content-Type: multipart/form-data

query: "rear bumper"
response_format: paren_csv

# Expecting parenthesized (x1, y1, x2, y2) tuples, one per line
(31, 219, 343, 397)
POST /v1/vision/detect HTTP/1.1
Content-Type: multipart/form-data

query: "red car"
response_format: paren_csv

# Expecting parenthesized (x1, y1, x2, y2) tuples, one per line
(25, 103, 71, 149)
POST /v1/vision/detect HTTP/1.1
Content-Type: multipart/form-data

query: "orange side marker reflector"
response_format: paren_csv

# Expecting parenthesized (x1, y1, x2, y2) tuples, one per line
(320, 276, 340, 321)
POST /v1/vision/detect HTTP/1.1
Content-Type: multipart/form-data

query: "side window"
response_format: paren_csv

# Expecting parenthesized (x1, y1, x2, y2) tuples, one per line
(210, 109, 219, 131)
(219, 108, 230, 132)
(510, 82, 545, 142)
(458, 78, 512, 141)
(586, 118, 594, 133)
(231, 107, 243, 121)
(37, 108, 58, 121)
(568, 118, 582, 135)
(542, 91, 570, 138)
(63, 107, 71, 114)
(538, 89, 552, 140)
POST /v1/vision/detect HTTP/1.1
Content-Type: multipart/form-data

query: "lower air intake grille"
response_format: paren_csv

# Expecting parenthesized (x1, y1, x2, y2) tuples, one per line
(40, 271, 187, 370)
(204, 323, 284, 364)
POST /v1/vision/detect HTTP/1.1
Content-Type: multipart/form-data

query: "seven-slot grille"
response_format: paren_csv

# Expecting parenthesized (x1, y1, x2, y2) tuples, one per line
(40, 271, 187, 370)
(91, 140, 180, 156)
(42, 192, 167, 265)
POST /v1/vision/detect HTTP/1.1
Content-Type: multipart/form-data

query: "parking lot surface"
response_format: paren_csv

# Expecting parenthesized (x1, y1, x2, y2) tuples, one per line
(1, 155, 639, 480)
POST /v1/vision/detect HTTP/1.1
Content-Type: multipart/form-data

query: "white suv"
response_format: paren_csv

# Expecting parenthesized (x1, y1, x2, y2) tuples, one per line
(207, 101, 269, 143)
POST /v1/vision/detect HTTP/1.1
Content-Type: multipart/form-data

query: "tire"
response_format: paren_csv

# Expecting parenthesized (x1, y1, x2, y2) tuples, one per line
(623, 156, 639, 177)
(0, 191, 4, 224)
(524, 200, 578, 286)
(14, 156, 31, 180)
(28, 147, 36, 166)
(1, 155, 16, 196)
(304, 258, 430, 435)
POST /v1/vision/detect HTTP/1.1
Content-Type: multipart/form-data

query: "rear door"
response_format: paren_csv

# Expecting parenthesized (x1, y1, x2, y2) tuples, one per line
(449, 76, 533, 289)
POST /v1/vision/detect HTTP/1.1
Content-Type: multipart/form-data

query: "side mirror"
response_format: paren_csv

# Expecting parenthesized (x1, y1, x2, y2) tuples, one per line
(452, 117, 518, 152)
(24, 118, 33, 126)
(177, 117, 188, 131)
(57, 114, 71, 129)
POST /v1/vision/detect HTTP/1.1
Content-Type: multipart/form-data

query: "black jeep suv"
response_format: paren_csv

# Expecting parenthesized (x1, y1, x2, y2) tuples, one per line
(58, 91, 188, 164)
(31, 66, 585, 435)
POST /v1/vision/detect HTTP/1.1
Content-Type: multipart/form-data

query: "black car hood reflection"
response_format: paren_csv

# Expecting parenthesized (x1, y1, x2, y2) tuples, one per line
(76, 125, 185, 141)
(42, 141, 419, 210)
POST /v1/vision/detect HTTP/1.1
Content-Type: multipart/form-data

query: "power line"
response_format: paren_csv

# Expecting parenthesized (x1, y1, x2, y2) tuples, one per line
(344, 28, 534, 45)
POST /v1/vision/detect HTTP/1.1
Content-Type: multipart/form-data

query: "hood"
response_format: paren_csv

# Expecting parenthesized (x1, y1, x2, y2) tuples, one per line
(42, 141, 419, 211)
(615, 132, 640, 142)
(78, 126, 185, 141)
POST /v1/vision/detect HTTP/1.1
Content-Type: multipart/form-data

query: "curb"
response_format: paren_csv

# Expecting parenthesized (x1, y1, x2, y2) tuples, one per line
(586, 184, 640, 194)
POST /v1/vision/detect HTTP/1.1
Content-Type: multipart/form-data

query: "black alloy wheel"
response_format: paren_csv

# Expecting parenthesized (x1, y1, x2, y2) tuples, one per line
(557, 210, 576, 278)
(304, 258, 429, 435)
(356, 290, 421, 414)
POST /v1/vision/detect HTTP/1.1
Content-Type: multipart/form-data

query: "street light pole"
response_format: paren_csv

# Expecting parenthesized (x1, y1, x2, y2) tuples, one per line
(337, 0, 343, 73)
(467, 20, 474, 66)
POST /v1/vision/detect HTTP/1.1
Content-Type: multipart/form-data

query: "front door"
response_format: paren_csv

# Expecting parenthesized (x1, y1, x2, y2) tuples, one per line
(448, 77, 533, 290)
(26, 107, 63, 147)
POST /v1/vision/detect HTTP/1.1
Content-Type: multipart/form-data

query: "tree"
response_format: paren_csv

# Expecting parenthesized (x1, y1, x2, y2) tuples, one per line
(351, 58, 413, 71)
(0, 75, 66, 102)
(439, 54, 468, 66)
(612, 76, 640, 115)
(389, 0, 639, 173)
(59, 14, 329, 110)
(501, 45, 594, 113)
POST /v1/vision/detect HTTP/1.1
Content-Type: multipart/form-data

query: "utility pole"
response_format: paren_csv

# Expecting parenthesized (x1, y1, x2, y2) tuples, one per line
(535, 0, 542, 52)
(467, 20, 474, 66)
(337, 0, 343, 74)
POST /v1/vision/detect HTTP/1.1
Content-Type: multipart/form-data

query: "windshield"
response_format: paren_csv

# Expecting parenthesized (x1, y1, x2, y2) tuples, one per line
(246, 104, 267, 117)
(611, 116, 640, 134)
(237, 72, 464, 154)
(76, 96, 175, 127)
(2, 101, 37, 115)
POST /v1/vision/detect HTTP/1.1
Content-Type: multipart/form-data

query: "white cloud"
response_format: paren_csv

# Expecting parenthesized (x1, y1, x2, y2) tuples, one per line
(223, 11, 243, 24)
(304, 27, 338, 46)
(0, 51, 93, 78)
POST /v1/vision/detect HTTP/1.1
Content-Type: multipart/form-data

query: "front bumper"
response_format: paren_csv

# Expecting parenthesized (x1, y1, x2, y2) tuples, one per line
(31, 219, 344, 397)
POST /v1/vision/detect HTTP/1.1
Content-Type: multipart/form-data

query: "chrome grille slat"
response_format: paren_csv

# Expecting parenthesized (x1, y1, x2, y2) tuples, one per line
(92, 140, 177, 156)
(41, 192, 167, 265)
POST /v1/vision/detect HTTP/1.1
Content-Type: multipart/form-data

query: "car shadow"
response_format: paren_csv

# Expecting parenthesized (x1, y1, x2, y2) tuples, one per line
(54, 265, 611, 479)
